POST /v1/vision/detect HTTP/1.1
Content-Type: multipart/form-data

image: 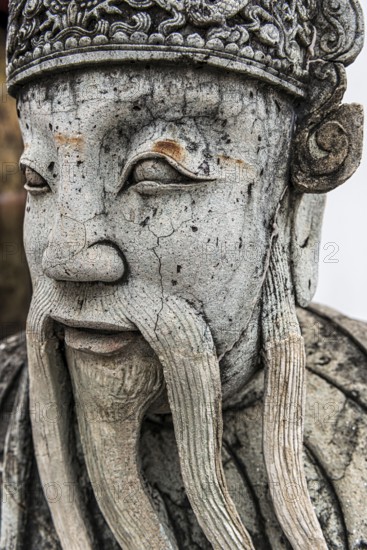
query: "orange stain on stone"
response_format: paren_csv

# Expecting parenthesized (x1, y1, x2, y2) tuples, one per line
(152, 139, 185, 163)
(219, 154, 245, 166)
(55, 133, 84, 149)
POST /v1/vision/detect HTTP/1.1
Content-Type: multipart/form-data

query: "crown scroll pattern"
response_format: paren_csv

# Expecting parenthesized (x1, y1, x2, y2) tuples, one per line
(6, 0, 364, 96)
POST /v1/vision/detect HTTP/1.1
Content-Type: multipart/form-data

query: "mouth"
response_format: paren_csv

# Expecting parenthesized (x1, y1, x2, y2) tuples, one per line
(52, 313, 136, 332)
(61, 324, 140, 356)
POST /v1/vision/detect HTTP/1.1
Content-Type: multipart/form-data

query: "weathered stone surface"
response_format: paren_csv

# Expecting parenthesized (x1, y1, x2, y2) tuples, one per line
(2, 1, 366, 548)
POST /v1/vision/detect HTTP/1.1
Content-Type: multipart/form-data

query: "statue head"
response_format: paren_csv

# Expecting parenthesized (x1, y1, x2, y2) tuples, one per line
(6, 1, 364, 548)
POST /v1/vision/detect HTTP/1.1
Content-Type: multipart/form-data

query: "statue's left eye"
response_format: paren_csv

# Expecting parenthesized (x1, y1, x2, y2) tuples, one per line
(132, 158, 187, 185)
(122, 155, 214, 196)
(22, 166, 51, 195)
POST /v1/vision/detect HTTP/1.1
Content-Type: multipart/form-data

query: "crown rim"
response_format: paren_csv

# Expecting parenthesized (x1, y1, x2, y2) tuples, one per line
(7, 45, 307, 97)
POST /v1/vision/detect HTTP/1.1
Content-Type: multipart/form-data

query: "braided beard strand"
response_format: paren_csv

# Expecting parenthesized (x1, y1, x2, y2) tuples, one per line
(261, 238, 328, 549)
(113, 283, 255, 550)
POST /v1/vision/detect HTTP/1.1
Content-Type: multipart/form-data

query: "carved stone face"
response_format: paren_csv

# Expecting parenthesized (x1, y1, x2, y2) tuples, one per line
(20, 64, 294, 396)
(19, 64, 299, 548)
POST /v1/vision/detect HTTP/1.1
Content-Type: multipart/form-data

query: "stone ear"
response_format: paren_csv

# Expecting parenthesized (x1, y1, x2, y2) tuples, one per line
(290, 62, 363, 307)
(292, 104, 363, 193)
(291, 193, 326, 308)
(291, 63, 364, 194)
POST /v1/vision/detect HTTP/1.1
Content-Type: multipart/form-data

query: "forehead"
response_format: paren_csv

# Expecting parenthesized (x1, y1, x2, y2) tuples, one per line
(18, 65, 295, 184)
(18, 64, 292, 129)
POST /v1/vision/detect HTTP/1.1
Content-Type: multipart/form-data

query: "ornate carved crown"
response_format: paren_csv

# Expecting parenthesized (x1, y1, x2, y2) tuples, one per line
(6, 0, 364, 97)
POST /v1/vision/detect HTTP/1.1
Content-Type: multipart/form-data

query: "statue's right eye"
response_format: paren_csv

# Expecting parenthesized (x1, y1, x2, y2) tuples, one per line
(22, 166, 51, 195)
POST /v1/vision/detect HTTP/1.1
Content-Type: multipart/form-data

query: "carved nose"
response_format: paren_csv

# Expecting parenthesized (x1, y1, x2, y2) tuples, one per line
(42, 242, 125, 283)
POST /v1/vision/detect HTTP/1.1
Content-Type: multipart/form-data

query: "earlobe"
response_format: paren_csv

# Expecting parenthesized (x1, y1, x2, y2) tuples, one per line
(291, 193, 326, 307)
(291, 62, 364, 194)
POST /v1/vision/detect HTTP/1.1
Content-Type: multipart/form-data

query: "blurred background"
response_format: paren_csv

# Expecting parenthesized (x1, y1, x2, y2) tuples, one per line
(0, 3, 32, 339)
(0, 3, 366, 340)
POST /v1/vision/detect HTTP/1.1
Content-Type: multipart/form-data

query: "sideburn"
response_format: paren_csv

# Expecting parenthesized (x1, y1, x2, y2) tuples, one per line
(261, 238, 328, 549)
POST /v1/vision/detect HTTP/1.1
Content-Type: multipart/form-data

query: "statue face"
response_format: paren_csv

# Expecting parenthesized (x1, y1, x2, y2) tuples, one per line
(19, 65, 294, 397)
(19, 64, 297, 548)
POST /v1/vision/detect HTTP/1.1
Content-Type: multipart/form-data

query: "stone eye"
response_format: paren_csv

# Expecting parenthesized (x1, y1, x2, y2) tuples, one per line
(22, 166, 51, 195)
(132, 158, 187, 185)
(123, 155, 215, 196)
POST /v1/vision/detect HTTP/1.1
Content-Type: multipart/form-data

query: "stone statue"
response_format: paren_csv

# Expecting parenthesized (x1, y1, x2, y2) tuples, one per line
(1, 1, 366, 548)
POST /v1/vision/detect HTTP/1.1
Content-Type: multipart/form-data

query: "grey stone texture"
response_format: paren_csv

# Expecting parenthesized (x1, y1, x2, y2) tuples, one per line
(2, 0, 366, 548)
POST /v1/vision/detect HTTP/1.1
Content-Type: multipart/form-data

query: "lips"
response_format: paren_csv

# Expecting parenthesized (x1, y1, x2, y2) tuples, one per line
(64, 326, 140, 356)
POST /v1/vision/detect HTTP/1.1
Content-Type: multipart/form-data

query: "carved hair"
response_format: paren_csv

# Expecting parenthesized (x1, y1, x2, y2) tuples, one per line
(262, 234, 328, 548)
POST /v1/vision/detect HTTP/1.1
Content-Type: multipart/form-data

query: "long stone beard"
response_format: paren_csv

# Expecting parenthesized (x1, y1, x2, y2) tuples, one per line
(26, 278, 254, 549)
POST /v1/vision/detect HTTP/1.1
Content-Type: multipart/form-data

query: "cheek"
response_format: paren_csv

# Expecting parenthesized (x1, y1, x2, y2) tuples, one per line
(132, 185, 270, 354)
(157, 209, 246, 293)
(113, 181, 267, 301)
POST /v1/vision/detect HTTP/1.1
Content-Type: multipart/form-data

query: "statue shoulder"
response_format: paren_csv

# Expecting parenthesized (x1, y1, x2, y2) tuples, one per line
(298, 303, 367, 410)
(0, 332, 28, 446)
(300, 303, 367, 351)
